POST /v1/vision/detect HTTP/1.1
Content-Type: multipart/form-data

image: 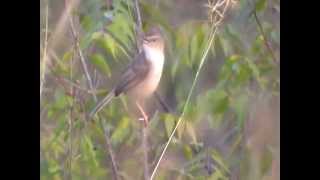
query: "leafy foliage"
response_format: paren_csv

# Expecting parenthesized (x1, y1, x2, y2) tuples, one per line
(40, 0, 280, 179)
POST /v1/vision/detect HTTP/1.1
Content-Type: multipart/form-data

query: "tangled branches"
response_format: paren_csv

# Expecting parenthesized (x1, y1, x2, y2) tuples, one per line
(206, 0, 237, 26)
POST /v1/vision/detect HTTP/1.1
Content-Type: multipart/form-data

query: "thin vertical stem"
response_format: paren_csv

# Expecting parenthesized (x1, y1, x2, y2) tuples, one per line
(68, 15, 97, 102)
(40, 1, 49, 100)
(65, 1, 119, 179)
(142, 126, 149, 180)
(132, 0, 150, 179)
(101, 120, 119, 180)
(253, 11, 278, 64)
(150, 26, 218, 180)
(66, 48, 75, 180)
(133, 0, 143, 52)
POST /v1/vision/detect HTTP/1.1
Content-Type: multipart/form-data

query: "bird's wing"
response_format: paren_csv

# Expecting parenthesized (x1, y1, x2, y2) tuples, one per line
(114, 51, 150, 96)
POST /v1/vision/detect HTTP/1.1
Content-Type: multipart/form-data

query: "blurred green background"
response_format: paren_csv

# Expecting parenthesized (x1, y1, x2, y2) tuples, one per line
(40, 0, 280, 179)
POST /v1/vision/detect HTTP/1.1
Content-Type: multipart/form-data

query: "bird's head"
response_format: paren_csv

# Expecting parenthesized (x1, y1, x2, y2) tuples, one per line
(143, 26, 164, 52)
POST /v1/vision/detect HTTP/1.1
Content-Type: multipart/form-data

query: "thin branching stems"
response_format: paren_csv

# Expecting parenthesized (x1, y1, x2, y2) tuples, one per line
(65, 1, 119, 179)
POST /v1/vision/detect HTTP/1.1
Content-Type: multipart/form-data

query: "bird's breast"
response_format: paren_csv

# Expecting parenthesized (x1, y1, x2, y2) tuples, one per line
(130, 48, 164, 100)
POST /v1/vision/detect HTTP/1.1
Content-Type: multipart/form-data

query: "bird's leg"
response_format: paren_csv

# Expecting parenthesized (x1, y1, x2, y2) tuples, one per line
(136, 101, 148, 127)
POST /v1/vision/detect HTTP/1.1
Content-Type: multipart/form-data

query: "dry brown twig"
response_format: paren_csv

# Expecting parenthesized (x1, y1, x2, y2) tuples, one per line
(253, 11, 278, 64)
(206, 0, 236, 26)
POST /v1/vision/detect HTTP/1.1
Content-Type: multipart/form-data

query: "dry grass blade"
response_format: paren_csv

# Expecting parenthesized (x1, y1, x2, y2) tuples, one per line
(150, 26, 218, 180)
(150, 1, 235, 179)
(40, 2, 49, 100)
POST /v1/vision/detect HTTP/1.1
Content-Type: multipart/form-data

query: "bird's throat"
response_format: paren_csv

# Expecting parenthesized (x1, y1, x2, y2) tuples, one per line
(143, 46, 164, 72)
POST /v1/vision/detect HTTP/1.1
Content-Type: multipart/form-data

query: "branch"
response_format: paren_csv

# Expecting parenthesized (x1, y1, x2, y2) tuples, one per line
(102, 121, 120, 180)
(154, 91, 172, 113)
(66, 48, 75, 180)
(67, 14, 97, 102)
(133, 0, 144, 52)
(253, 11, 278, 64)
(132, 0, 150, 179)
(65, 1, 119, 179)
(142, 126, 149, 180)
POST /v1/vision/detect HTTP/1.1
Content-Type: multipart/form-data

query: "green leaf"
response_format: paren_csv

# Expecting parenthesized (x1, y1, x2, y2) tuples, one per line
(207, 89, 229, 115)
(83, 135, 99, 168)
(186, 122, 197, 143)
(107, 12, 134, 48)
(183, 145, 193, 160)
(89, 53, 111, 77)
(100, 35, 118, 58)
(232, 94, 248, 128)
(79, 14, 93, 32)
(52, 90, 70, 110)
(48, 160, 61, 174)
(211, 149, 229, 174)
(255, 0, 267, 12)
(163, 114, 175, 138)
(111, 117, 130, 145)
(62, 51, 73, 61)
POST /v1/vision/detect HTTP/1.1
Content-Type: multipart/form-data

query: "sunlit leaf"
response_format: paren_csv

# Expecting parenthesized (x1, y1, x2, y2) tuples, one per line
(48, 160, 61, 174)
(163, 114, 175, 138)
(207, 89, 229, 115)
(183, 145, 193, 160)
(89, 53, 111, 77)
(186, 122, 197, 143)
(62, 51, 73, 61)
(232, 94, 248, 128)
(255, 0, 268, 12)
(83, 135, 99, 168)
(111, 117, 130, 145)
(211, 149, 230, 174)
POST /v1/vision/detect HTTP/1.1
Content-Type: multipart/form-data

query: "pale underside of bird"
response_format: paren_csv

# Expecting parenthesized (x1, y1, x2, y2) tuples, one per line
(89, 28, 165, 125)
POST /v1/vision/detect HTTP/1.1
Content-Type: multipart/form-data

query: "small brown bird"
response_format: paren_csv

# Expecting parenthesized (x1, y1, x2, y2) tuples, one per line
(89, 27, 165, 126)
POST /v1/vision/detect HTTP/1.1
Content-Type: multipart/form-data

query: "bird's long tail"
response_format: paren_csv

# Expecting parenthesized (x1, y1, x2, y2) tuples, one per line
(89, 89, 115, 119)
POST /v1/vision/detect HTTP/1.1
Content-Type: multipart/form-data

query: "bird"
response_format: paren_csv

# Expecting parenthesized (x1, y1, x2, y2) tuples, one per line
(89, 26, 165, 126)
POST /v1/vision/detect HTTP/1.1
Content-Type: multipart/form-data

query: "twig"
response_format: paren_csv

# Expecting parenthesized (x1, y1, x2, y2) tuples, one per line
(66, 47, 76, 180)
(67, 15, 97, 102)
(102, 120, 120, 180)
(142, 126, 149, 180)
(252, 10, 278, 64)
(133, 0, 144, 52)
(40, 1, 49, 100)
(53, 75, 100, 94)
(154, 91, 172, 113)
(65, 1, 119, 179)
(132, 0, 150, 179)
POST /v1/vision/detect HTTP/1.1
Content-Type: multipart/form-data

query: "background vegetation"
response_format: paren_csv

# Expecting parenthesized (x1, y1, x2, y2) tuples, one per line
(40, 0, 280, 179)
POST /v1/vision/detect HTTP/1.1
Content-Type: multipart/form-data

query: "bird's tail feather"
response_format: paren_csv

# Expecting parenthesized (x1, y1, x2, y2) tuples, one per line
(89, 89, 115, 119)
